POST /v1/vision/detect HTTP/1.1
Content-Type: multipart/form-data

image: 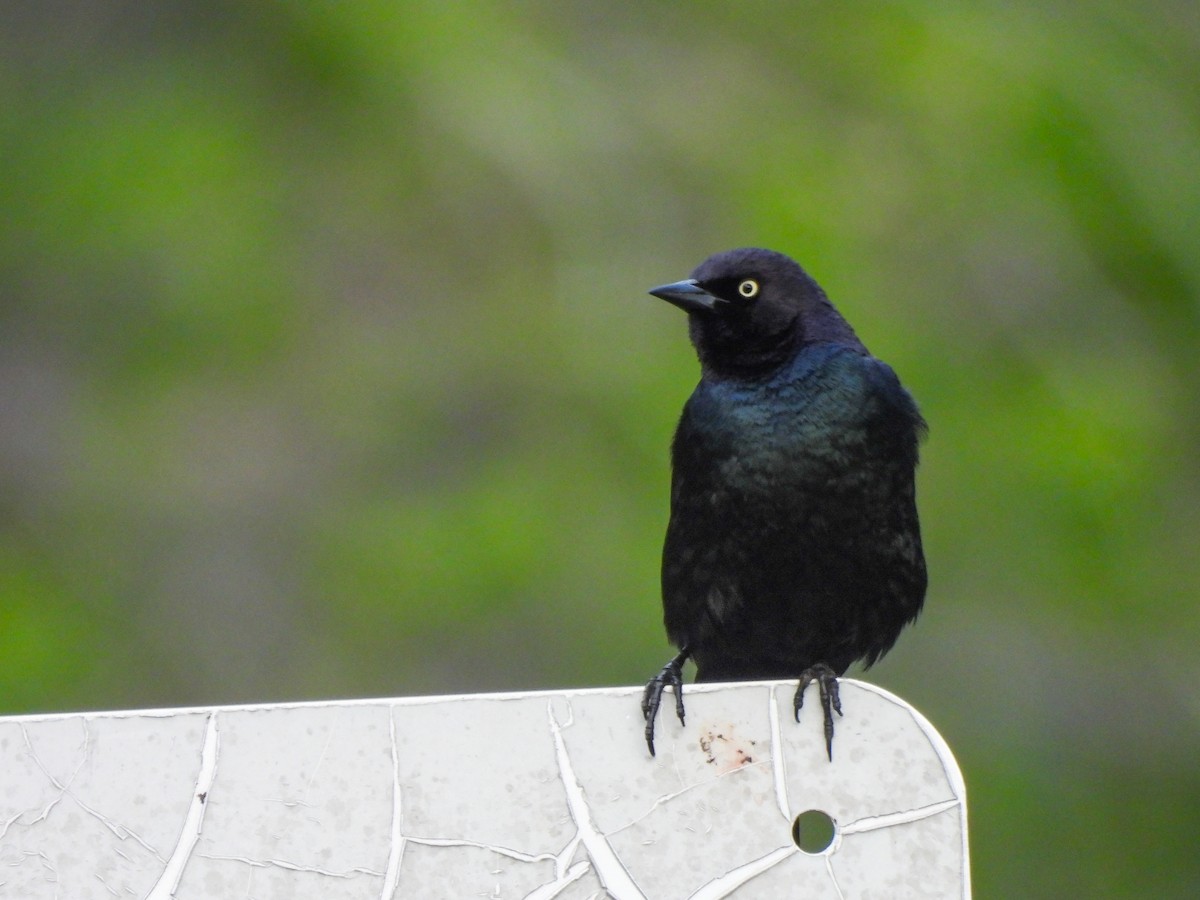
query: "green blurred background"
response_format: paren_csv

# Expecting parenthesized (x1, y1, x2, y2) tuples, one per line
(2, 1, 1197, 896)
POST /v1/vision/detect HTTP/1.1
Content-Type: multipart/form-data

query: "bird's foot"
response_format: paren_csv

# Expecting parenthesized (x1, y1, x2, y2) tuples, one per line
(641, 648, 690, 757)
(793, 663, 843, 761)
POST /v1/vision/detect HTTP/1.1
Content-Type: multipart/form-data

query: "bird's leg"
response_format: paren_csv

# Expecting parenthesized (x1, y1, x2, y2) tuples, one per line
(793, 663, 843, 761)
(641, 646, 691, 757)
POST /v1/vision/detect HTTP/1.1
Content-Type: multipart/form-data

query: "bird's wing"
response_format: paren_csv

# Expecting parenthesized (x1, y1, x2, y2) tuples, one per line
(660, 382, 736, 649)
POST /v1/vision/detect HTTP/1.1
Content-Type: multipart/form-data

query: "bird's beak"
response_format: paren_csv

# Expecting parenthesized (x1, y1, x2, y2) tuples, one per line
(648, 279, 718, 313)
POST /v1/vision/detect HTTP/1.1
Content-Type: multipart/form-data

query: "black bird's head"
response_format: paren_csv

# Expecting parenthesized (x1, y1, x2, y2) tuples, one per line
(650, 248, 864, 378)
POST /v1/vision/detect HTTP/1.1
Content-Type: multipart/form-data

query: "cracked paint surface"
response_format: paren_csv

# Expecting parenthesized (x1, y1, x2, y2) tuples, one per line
(0, 680, 968, 899)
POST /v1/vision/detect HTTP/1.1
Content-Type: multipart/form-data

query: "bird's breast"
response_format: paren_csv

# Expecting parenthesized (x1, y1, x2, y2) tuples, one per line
(700, 382, 857, 484)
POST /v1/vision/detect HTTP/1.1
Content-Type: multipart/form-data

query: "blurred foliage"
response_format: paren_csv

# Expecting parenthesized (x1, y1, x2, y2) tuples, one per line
(1, 1, 1198, 896)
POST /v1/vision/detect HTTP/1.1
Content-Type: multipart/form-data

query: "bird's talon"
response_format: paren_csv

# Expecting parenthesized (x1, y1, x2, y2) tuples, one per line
(642, 648, 690, 757)
(794, 663, 842, 762)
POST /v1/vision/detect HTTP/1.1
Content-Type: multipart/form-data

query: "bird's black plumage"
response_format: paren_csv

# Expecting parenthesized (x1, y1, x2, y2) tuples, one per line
(641, 248, 927, 759)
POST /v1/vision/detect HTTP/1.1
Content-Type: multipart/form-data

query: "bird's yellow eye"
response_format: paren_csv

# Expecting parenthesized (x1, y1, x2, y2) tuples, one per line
(737, 279, 760, 299)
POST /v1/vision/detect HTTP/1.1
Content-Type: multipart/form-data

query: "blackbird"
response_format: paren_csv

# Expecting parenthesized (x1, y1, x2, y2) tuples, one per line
(641, 248, 927, 759)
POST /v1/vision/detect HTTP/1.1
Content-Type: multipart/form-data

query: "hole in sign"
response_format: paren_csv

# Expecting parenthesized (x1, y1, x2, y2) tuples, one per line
(792, 809, 836, 854)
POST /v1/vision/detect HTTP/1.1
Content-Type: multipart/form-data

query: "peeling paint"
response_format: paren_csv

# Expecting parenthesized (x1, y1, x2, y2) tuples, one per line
(380, 706, 405, 900)
(0, 680, 968, 899)
(147, 711, 219, 899)
(548, 700, 646, 899)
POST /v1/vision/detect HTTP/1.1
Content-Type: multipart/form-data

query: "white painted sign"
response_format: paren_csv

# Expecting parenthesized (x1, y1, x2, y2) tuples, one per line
(0, 679, 968, 898)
